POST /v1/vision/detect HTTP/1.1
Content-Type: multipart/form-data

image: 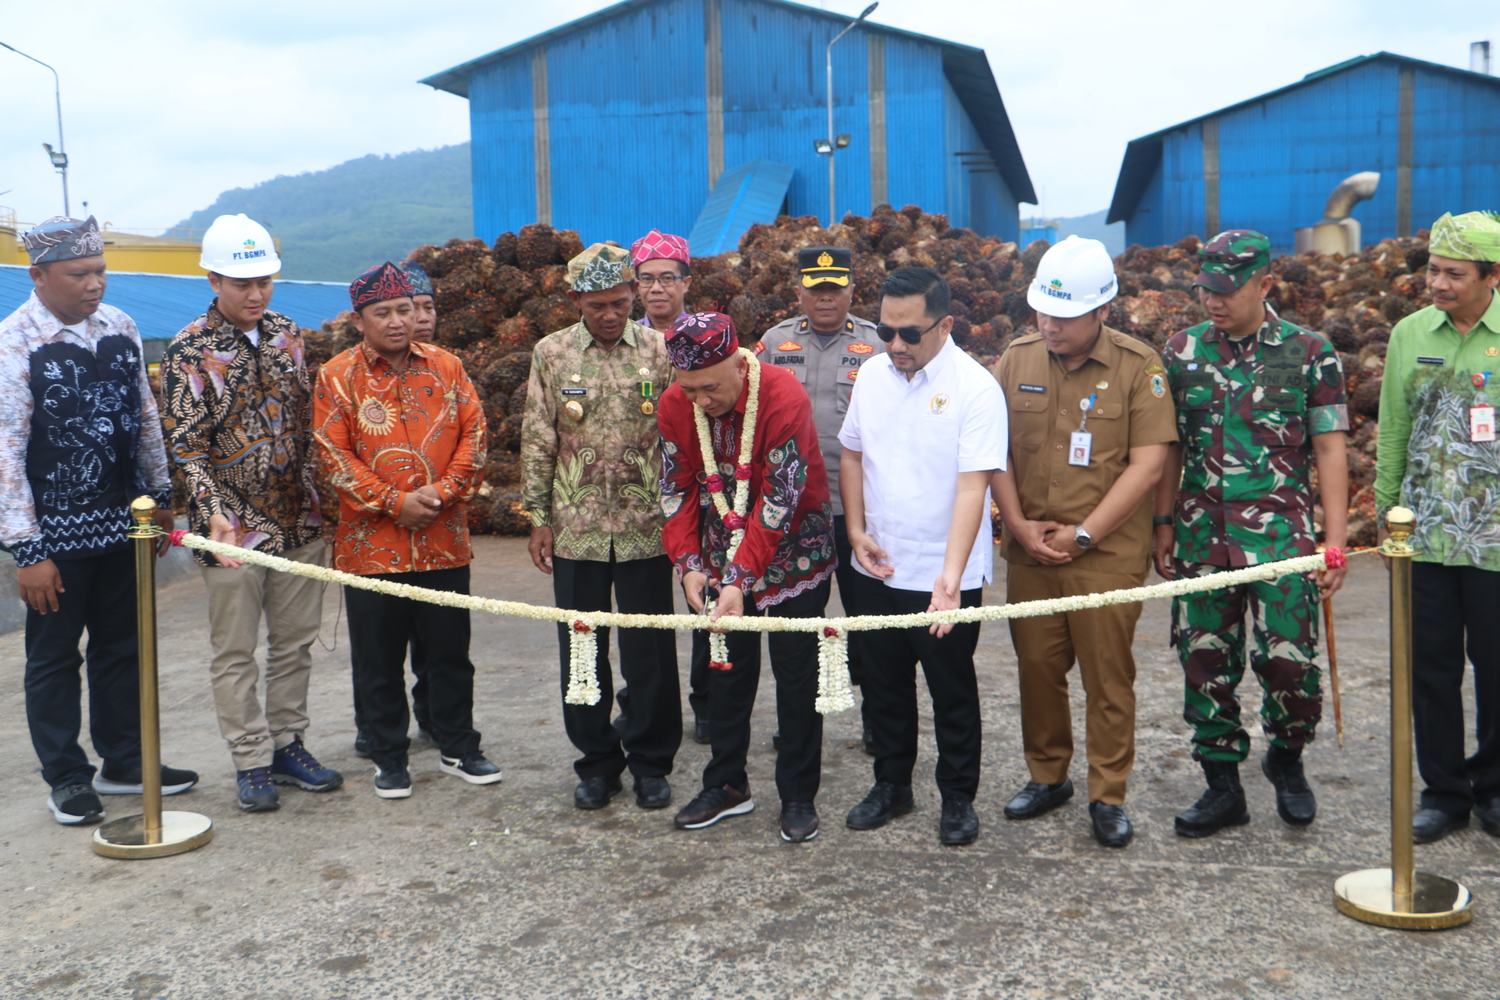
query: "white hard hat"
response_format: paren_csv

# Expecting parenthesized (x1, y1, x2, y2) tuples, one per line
(200, 213, 280, 278)
(1027, 235, 1117, 319)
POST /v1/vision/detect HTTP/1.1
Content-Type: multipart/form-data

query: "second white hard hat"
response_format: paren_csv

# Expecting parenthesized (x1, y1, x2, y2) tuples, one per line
(1027, 235, 1117, 319)
(200, 213, 280, 278)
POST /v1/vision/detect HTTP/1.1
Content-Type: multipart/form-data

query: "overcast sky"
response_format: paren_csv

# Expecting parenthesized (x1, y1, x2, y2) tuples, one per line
(2, 1, 1496, 232)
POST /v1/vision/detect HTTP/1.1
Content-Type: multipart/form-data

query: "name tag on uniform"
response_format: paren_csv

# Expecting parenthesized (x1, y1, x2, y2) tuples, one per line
(1472, 405, 1496, 443)
(1018, 383, 1046, 394)
(1068, 431, 1092, 466)
(561, 387, 588, 396)
(1418, 356, 1446, 365)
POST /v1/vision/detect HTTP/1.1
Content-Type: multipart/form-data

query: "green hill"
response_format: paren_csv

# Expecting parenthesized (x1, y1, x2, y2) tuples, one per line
(175, 144, 473, 283)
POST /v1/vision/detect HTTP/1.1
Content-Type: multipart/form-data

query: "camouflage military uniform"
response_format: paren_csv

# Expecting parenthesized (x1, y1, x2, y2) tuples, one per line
(1163, 243, 1349, 761)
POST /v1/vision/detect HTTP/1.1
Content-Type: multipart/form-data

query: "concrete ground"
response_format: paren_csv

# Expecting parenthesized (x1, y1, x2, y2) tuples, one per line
(1, 539, 1495, 1000)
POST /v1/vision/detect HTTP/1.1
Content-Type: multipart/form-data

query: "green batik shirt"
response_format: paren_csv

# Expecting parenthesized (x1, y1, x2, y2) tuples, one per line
(1376, 291, 1500, 570)
(1162, 305, 1348, 567)
(521, 320, 673, 562)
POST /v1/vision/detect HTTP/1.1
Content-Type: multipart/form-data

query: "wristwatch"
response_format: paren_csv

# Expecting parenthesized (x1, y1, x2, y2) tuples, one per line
(1074, 525, 1095, 550)
(1153, 515, 1174, 527)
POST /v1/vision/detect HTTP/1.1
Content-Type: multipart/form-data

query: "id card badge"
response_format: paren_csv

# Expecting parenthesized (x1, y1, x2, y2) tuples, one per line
(1069, 431, 1093, 466)
(1472, 405, 1497, 443)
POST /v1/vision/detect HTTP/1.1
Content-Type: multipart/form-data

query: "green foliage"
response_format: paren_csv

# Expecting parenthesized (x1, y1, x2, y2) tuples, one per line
(175, 145, 473, 282)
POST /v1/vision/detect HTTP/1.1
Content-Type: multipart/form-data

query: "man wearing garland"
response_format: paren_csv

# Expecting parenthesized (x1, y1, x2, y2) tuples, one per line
(522, 242, 681, 812)
(162, 213, 341, 813)
(657, 312, 837, 842)
(1, 215, 197, 825)
(1154, 230, 1348, 839)
(758, 246, 882, 755)
(1376, 211, 1500, 844)
(314, 262, 496, 800)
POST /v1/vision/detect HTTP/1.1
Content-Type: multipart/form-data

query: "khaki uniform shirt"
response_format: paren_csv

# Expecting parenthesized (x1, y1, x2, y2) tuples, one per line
(755, 314, 880, 515)
(992, 326, 1178, 574)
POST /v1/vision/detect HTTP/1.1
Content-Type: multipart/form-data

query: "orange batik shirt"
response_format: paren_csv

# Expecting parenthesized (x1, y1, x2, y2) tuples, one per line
(313, 340, 486, 575)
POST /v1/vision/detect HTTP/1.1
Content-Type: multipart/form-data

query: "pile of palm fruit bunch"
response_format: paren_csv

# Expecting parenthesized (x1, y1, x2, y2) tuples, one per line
(286, 209, 1431, 543)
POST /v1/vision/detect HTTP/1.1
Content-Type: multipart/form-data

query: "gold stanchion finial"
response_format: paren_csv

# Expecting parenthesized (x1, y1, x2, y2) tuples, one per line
(92, 496, 213, 860)
(1335, 506, 1473, 929)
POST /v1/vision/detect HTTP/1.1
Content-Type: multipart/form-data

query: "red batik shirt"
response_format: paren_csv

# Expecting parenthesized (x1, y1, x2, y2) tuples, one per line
(313, 340, 486, 575)
(658, 362, 836, 610)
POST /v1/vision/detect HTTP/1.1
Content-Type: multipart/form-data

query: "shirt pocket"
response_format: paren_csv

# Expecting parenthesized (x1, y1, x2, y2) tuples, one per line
(1008, 391, 1049, 454)
(1251, 390, 1306, 448)
(834, 364, 857, 413)
(1083, 400, 1126, 464)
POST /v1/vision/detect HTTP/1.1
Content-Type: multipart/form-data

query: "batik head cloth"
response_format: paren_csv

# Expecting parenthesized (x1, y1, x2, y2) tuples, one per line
(400, 261, 434, 296)
(1429, 212, 1500, 263)
(23, 216, 105, 265)
(630, 230, 690, 269)
(1194, 230, 1272, 294)
(350, 262, 415, 311)
(666, 312, 739, 371)
(567, 242, 634, 293)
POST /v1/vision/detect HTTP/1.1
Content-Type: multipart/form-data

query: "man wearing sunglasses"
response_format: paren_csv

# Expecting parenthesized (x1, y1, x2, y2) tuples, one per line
(839, 266, 1006, 846)
(758, 246, 882, 755)
(991, 236, 1176, 849)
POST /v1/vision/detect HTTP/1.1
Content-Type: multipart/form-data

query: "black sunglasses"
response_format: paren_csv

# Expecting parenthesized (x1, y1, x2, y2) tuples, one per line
(875, 316, 945, 345)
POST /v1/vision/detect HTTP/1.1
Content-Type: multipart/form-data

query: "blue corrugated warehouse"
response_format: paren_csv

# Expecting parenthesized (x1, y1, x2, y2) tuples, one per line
(420, 0, 1035, 252)
(1106, 52, 1500, 255)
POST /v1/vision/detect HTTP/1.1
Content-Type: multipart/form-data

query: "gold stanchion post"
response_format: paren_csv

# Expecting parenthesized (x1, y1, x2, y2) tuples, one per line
(1333, 507, 1473, 929)
(92, 497, 213, 859)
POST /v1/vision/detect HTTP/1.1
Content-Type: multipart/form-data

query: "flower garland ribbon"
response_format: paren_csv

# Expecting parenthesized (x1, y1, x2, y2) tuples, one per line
(565, 620, 601, 706)
(169, 533, 1367, 716)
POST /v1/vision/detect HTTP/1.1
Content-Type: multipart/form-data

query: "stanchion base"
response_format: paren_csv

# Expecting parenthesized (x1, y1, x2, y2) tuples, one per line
(91, 811, 213, 860)
(1334, 868, 1474, 930)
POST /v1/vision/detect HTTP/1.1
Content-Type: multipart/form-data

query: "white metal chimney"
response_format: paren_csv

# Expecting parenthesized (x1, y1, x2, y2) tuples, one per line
(1472, 41, 1492, 75)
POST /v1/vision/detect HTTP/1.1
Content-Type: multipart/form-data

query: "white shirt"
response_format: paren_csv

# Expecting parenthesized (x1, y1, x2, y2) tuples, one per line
(838, 336, 1007, 592)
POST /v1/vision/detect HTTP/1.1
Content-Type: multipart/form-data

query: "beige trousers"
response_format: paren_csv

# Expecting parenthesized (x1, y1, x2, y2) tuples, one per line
(1006, 561, 1147, 805)
(202, 540, 327, 770)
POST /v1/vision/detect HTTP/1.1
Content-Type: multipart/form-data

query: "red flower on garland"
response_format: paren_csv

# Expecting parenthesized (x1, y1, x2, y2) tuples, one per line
(705, 474, 725, 494)
(709, 660, 733, 671)
(1323, 547, 1347, 570)
(168, 529, 188, 546)
(734, 464, 752, 481)
(722, 512, 747, 531)
(572, 620, 592, 633)
(823, 627, 839, 638)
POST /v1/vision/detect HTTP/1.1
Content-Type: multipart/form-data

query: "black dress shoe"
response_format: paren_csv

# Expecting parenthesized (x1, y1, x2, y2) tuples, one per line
(634, 775, 671, 810)
(780, 801, 820, 842)
(845, 782, 915, 830)
(693, 712, 711, 745)
(1003, 779, 1074, 820)
(1476, 799, 1500, 837)
(939, 795, 979, 846)
(574, 774, 624, 810)
(1413, 807, 1468, 844)
(1089, 801, 1133, 848)
(1261, 748, 1316, 826)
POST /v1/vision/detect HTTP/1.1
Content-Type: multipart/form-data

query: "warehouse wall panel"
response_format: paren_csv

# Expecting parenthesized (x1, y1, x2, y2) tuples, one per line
(880, 35, 946, 219)
(469, 55, 537, 244)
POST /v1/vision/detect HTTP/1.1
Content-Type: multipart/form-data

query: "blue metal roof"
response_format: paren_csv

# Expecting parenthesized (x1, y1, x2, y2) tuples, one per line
(422, 0, 1035, 207)
(1107, 51, 1500, 225)
(0, 265, 349, 341)
(688, 159, 795, 255)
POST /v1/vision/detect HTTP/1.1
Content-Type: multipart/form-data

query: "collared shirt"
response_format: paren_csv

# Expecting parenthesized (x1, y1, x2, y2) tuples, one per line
(757, 314, 880, 515)
(162, 302, 321, 566)
(1163, 306, 1347, 567)
(840, 336, 1006, 592)
(638, 309, 688, 333)
(658, 362, 836, 611)
(1377, 291, 1500, 570)
(313, 340, 486, 575)
(994, 325, 1177, 574)
(520, 319, 672, 562)
(0, 292, 171, 566)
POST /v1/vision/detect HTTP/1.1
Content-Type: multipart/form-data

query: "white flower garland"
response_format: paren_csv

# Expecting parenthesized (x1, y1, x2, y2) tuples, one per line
(690, 347, 760, 674)
(565, 619, 601, 706)
(171, 532, 1362, 716)
(815, 628, 856, 715)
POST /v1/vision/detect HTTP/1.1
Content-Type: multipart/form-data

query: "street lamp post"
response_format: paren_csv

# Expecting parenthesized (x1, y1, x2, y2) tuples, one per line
(818, 3, 877, 228)
(1, 41, 70, 216)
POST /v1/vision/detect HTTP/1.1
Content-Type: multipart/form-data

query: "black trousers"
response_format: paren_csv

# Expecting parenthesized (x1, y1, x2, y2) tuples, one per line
(1411, 562, 1500, 815)
(861, 583, 984, 799)
(703, 577, 831, 803)
(553, 554, 681, 780)
(351, 635, 431, 734)
(23, 547, 143, 788)
(345, 566, 480, 769)
(687, 516, 866, 717)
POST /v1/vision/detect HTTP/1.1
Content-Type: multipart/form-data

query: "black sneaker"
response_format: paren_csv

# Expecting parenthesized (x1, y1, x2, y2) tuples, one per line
(939, 794, 980, 846)
(96, 763, 198, 796)
(236, 766, 280, 812)
(634, 775, 672, 809)
(674, 784, 755, 829)
(47, 782, 104, 825)
(780, 801, 820, 842)
(439, 752, 503, 785)
(375, 763, 413, 799)
(574, 775, 624, 810)
(272, 739, 344, 792)
(845, 782, 915, 830)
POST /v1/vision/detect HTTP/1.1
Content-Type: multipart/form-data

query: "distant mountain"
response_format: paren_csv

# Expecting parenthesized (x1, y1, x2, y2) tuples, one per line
(1052, 209, 1126, 257)
(175, 145, 473, 283)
